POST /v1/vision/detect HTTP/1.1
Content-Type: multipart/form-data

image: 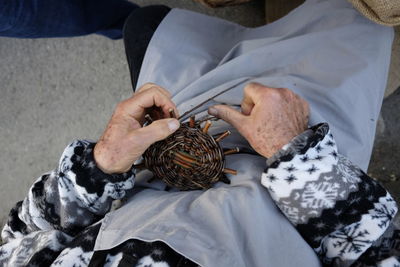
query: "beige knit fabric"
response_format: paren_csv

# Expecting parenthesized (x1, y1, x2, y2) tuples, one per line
(349, 0, 400, 26)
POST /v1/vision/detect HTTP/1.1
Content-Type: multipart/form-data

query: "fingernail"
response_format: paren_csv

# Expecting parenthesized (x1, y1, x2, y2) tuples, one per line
(208, 107, 218, 116)
(168, 119, 180, 131)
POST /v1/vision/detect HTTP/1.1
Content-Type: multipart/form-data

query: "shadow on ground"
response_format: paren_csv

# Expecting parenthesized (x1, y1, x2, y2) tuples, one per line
(369, 88, 400, 204)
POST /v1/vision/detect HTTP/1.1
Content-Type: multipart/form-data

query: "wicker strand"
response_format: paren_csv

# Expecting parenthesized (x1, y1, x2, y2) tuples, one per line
(142, 117, 236, 190)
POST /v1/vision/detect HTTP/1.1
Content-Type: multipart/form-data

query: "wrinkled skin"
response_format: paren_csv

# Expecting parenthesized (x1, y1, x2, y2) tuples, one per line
(94, 83, 180, 174)
(208, 82, 309, 158)
(94, 82, 309, 174)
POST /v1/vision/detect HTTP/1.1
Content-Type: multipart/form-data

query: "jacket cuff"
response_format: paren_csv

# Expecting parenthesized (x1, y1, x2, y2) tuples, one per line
(65, 140, 135, 185)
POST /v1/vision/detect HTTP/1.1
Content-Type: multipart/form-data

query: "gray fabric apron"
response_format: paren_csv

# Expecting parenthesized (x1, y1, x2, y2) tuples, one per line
(94, 0, 393, 266)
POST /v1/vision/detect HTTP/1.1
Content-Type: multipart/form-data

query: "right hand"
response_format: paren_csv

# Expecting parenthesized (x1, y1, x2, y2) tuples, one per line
(208, 82, 309, 158)
(94, 83, 180, 174)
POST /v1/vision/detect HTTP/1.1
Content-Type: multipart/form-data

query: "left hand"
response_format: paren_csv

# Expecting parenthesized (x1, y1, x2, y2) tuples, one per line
(94, 83, 180, 174)
(208, 83, 309, 158)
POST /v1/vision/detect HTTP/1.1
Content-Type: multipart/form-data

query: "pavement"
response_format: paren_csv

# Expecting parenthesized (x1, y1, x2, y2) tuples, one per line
(0, 0, 398, 229)
(368, 25, 400, 206)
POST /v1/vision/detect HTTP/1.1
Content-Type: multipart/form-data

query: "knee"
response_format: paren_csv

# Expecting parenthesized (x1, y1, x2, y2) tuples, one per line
(123, 5, 171, 40)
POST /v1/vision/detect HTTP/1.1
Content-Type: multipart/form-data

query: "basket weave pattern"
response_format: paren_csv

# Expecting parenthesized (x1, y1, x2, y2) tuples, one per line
(143, 122, 226, 190)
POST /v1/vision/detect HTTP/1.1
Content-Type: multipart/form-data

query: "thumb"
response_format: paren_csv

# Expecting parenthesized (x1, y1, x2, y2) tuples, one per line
(208, 105, 246, 131)
(134, 118, 180, 147)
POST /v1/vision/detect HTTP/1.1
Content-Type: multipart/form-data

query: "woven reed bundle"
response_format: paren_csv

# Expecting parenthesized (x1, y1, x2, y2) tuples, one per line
(142, 114, 237, 191)
(138, 81, 246, 190)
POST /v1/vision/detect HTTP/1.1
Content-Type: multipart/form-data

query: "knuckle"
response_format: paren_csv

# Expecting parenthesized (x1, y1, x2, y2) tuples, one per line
(244, 82, 261, 93)
(145, 86, 158, 94)
(137, 85, 161, 97)
(220, 108, 231, 120)
(139, 82, 157, 92)
(149, 87, 165, 98)
(270, 87, 283, 96)
(249, 82, 262, 89)
(144, 82, 157, 87)
(150, 121, 170, 136)
(115, 101, 126, 113)
(259, 92, 275, 103)
(153, 119, 166, 128)
(263, 88, 284, 101)
(156, 86, 171, 97)
(129, 132, 148, 148)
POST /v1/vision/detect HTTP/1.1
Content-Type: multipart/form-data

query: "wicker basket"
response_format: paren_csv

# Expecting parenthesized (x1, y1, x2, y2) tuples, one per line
(142, 116, 237, 190)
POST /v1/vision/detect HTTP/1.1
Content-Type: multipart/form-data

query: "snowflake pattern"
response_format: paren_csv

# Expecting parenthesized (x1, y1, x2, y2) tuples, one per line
(285, 174, 298, 184)
(267, 174, 277, 182)
(300, 155, 309, 162)
(330, 151, 338, 159)
(279, 203, 299, 223)
(370, 200, 397, 229)
(325, 140, 335, 147)
(315, 145, 323, 153)
(285, 164, 298, 172)
(0, 124, 398, 267)
(314, 155, 324, 161)
(307, 164, 319, 174)
(335, 155, 362, 184)
(328, 223, 372, 256)
(0, 248, 7, 260)
(301, 182, 340, 209)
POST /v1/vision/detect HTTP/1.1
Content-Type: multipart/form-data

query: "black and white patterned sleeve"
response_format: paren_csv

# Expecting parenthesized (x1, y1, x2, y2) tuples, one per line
(261, 123, 399, 267)
(1, 140, 135, 242)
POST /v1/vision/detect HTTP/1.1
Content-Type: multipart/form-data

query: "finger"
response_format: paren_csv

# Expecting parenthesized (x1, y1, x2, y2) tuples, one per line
(135, 84, 175, 117)
(241, 85, 256, 115)
(137, 83, 157, 92)
(123, 88, 178, 120)
(136, 83, 172, 98)
(136, 87, 178, 117)
(241, 82, 268, 115)
(241, 100, 254, 116)
(136, 85, 179, 117)
(131, 118, 180, 148)
(208, 105, 247, 131)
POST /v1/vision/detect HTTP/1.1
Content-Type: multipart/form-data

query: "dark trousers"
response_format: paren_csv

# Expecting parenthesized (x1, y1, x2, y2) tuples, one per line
(123, 5, 171, 90)
(0, 0, 137, 39)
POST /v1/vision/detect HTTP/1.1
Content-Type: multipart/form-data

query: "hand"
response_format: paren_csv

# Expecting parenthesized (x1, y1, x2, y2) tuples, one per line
(94, 83, 180, 174)
(208, 83, 309, 158)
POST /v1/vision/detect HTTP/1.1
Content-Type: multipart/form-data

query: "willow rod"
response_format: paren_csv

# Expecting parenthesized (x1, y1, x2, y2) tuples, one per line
(178, 78, 250, 122)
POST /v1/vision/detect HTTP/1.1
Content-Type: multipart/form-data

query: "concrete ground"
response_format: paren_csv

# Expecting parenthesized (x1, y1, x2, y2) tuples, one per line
(368, 25, 400, 206)
(0, 0, 398, 230)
